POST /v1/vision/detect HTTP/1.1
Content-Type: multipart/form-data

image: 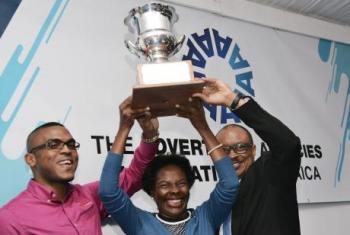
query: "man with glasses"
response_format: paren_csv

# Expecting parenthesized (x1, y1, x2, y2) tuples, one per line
(193, 78, 302, 235)
(0, 97, 159, 234)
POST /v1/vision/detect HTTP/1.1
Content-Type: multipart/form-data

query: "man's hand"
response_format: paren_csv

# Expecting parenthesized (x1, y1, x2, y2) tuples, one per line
(192, 78, 234, 107)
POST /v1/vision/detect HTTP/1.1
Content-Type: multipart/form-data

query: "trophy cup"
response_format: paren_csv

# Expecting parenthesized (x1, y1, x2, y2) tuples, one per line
(124, 2, 204, 116)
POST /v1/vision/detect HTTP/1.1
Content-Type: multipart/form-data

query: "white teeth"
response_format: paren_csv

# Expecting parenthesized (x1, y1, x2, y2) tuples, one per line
(168, 199, 182, 207)
(59, 160, 72, 165)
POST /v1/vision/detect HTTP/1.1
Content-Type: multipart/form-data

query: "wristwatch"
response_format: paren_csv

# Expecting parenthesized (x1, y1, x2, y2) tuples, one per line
(230, 91, 244, 111)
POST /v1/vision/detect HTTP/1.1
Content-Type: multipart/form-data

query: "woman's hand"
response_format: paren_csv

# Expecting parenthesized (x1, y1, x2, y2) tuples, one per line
(112, 96, 149, 153)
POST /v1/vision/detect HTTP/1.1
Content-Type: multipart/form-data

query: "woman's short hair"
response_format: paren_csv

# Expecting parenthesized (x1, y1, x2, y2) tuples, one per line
(142, 153, 195, 196)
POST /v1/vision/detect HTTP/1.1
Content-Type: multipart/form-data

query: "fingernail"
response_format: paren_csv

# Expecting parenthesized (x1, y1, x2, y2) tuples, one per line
(188, 97, 193, 102)
(146, 106, 150, 111)
(175, 104, 180, 108)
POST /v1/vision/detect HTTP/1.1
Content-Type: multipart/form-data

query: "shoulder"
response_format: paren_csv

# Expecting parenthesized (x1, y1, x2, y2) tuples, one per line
(1, 189, 31, 211)
(242, 154, 272, 180)
(0, 201, 21, 228)
(74, 181, 98, 191)
(70, 181, 100, 201)
(0, 205, 27, 233)
(256, 151, 273, 165)
(0, 206, 13, 219)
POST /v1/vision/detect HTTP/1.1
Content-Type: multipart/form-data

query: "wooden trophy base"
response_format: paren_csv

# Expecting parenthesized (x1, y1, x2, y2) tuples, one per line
(132, 60, 205, 116)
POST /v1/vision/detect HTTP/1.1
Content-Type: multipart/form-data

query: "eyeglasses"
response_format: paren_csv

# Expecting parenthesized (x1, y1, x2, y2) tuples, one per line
(29, 138, 80, 153)
(222, 143, 253, 154)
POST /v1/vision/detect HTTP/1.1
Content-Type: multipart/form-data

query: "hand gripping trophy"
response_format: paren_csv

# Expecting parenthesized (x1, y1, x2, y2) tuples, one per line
(124, 2, 204, 116)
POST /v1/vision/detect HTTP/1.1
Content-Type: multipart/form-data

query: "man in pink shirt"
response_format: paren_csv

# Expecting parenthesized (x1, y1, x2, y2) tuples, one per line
(0, 98, 159, 234)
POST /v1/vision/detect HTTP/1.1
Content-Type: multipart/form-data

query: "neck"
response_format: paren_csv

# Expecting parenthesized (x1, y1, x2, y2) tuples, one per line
(34, 178, 69, 201)
(157, 210, 191, 223)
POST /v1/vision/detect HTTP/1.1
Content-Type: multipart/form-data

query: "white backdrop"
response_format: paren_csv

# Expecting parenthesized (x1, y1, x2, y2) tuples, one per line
(1, 0, 350, 233)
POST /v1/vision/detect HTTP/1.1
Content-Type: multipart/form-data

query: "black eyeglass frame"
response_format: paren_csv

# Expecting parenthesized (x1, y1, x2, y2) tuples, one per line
(29, 138, 80, 153)
(222, 143, 253, 154)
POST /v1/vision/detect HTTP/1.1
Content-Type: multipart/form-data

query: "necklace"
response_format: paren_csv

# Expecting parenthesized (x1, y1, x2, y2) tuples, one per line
(155, 210, 192, 225)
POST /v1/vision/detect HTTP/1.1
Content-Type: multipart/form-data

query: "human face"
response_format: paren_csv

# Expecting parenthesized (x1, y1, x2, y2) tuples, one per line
(26, 126, 79, 186)
(217, 126, 256, 178)
(152, 165, 190, 221)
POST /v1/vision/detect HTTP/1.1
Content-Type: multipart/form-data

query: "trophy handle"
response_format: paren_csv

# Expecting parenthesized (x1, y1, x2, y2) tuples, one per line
(125, 40, 142, 58)
(169, 34, 186, 57)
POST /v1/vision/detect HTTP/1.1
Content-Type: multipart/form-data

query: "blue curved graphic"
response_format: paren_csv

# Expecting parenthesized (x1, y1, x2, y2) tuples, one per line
(181, 28, 255, 124)
(318, 39, 350, 186)
(0, 0, 70, 206)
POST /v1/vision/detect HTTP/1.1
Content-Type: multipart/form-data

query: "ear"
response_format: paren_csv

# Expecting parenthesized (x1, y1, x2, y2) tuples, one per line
(25, 153, 37, 167)
(252, 144, 257, 159)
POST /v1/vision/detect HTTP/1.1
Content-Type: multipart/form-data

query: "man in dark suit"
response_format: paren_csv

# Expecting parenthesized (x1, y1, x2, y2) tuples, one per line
(193, 78, 302, 235)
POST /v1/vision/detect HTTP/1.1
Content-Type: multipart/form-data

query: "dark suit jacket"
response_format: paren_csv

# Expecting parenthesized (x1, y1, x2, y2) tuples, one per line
(230, 99, 301, 235)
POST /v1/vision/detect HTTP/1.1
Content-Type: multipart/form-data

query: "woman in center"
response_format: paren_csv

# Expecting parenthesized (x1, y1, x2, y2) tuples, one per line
(99, 98, 239, 235)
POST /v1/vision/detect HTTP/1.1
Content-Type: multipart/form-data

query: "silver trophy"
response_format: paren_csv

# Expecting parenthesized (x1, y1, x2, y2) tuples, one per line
(124, 2, 185, 63)
(124, 2, 204, 116)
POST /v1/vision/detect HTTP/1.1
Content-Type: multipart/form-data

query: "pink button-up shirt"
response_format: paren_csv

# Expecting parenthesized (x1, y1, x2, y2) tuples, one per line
(0, 141, 158, 235)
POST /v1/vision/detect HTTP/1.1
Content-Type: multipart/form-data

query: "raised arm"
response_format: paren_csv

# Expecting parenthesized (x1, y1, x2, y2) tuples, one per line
(99, 97, 152, 234)
(193, 78, 301, 180)
(176, 98, 225, 162)
(100, 97, 145, 200)
(118, 99, 159, 196)
(175, 99, 239, 229)
(234, 99, 300, 163)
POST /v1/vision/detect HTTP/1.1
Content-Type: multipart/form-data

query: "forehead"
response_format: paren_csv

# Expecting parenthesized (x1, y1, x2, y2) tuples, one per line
(217, 126, 250, 145)
(155, 165, 186, 182)
(31, 126, 73, 144)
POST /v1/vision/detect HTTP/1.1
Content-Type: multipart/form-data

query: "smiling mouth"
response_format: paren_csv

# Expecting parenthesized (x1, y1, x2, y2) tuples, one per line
(233, 162, 240, 169)
(57, 159, 73, 166)
(167, 199, 184, 208)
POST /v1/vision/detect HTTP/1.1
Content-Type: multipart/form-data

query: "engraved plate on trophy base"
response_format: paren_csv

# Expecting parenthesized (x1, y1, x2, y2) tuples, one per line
(132, 60, 204, 116)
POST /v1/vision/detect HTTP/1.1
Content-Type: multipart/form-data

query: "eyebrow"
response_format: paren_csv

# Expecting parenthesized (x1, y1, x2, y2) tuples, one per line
(156, 178, 187, 184)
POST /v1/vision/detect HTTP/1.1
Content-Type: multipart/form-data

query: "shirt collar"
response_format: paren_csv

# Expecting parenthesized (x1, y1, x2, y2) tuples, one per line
(27, 179, 74, 203)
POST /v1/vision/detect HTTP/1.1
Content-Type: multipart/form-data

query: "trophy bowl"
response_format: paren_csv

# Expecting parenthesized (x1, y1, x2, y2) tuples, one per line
(124, 2, 185, 62)
(124, 2, 204, 116)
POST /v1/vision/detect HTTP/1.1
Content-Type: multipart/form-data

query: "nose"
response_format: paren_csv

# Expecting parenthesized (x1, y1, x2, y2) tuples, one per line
(169, 184, 180, 193)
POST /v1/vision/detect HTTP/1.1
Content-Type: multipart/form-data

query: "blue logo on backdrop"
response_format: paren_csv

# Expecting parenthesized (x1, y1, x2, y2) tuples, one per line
(318, 39, 350, 186)
(181, 28, 255, 124)
(0, 0, 70, 206)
